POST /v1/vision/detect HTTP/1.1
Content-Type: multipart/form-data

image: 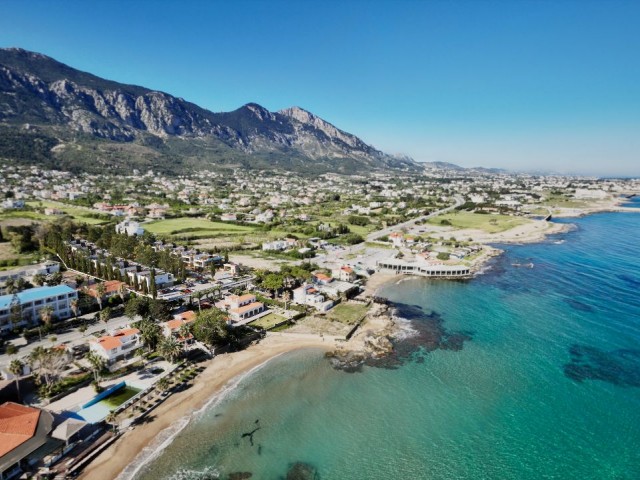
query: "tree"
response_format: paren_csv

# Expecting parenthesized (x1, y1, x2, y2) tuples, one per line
(9, 295, 22, 330)
(138, 319, 162, 352)
(47, 272, 63, 286)
(9, 359, 24, 400)
(159, 336, 182, 363)
(156, 376, 170, 393)
(100, 307, 112, 326)
(86, 351, 106, 385)
(28, 346, 67, 391)
(192, 308, 230, 348)
(39, 306, 54, 329)
(117, 282, 128, 303)
(262, 273, 284, 294)
(32, 273, 46, 286)
(4, 278, 17, 295)
(192, 290, 204, 312)
(5, 343, 18, 356)
(95, 283, 106, 310)
(178, 322, 192, 342)
(150, 269, 157, 299)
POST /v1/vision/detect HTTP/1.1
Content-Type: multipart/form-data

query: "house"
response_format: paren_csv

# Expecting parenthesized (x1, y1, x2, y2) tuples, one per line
(312, 273, 333, 285)
(43, 207, 64, 216)
(389, 232, 404, 247)
(0, 286, 78, 334)
(220, 213, 237, 222)
(89, 327, 141, 364)
(219, 294, 264, 323)
(115, 220, 144, 236)
(292, 284, 333, 312)
(0, 402, 55, 480)
(0, 262, 60, 286)
(332, 266, 356, 283)
(162, 311, 196, 341)
(85, 280, 126, 300)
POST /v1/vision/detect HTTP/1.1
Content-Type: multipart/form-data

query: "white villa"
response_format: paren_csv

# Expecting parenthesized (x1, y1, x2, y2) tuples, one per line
(89, 327, 141, 364)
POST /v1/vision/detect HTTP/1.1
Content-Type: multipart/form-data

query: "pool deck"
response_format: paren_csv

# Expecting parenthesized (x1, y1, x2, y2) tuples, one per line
(45, 360, 173, 416)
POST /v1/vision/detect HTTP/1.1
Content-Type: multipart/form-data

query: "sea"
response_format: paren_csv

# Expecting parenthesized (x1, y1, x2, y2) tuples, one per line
(132, 207, 640, 480)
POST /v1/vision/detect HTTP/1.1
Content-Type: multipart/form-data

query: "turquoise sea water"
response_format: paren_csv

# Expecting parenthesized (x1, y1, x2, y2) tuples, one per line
(134, 212, 640, 480)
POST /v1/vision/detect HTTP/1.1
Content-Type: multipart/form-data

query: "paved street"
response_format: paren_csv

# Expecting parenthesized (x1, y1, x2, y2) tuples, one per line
(0, 312, 136, 370)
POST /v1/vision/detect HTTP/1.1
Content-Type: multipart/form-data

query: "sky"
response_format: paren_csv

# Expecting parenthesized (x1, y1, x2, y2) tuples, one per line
(1, 0, 639, 176)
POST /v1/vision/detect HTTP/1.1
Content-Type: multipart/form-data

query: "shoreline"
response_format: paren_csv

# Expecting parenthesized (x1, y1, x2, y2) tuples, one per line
(80, 334, 336, 480)
(80, 197, 639, 479)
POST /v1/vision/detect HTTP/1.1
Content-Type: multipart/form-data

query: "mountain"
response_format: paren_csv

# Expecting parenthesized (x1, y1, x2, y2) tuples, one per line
(0, 47, 417, 175)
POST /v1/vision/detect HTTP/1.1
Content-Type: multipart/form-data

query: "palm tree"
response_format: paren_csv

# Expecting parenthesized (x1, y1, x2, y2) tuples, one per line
(39, 306, 54, 329)
(155, 376, 169, 393)
(139, 320, 162, 352)
(70, 298, 80, 319)
(32, 273, 46, 286)
(95, 283, 106, 310)
(159, 336, 182, 363)
(86, 351, 106, 385)
(178, 322, 192, 343)
(9, 359, 24, 401)
(3, 278, 17, 294)
(192, 290, 204, 312)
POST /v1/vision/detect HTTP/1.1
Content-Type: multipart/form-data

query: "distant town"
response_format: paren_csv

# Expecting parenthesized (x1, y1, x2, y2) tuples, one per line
(1, 162, 638, 479)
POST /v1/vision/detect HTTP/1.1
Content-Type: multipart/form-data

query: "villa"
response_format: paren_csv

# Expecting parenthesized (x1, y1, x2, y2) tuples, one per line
(89, 328, 141, 364)
(218, 294, 265, 323)
(162, 311, 196, 341)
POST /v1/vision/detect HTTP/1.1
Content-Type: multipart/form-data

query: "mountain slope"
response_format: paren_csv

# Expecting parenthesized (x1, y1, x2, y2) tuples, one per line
(0, 47, 417, 174)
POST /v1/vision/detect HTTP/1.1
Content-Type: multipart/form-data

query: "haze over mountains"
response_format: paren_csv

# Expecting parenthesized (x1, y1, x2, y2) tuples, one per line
(0, 47, 419, 175)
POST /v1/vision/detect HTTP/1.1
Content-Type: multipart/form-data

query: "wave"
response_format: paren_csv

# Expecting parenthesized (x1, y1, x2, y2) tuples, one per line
(391, 313, 420, 341)
(115, 353, 288, 480)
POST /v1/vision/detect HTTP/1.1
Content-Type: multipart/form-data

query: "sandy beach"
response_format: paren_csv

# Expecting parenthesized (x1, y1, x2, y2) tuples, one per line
(80, 333, 336, 480)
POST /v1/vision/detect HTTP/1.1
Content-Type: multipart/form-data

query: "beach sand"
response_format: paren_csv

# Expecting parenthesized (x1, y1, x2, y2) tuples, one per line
(80, 333, 336, 480)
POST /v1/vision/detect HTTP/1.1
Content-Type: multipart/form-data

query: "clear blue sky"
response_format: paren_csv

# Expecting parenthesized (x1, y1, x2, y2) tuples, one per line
(1, 0, 639, 176)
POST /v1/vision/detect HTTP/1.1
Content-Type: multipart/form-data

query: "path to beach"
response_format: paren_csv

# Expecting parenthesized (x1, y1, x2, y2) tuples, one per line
(80, 333, 337, 480)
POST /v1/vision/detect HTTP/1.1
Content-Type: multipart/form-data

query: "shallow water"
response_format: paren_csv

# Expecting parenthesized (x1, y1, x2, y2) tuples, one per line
(135, 212, 640, 480)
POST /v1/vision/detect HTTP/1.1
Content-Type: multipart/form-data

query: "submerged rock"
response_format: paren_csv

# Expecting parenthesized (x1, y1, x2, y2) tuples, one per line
(228, 473, 252, 480)
(286, 462, 320, 480)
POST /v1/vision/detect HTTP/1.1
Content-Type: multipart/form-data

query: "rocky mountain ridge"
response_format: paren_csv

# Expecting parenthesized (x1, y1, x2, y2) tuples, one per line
(0, 47, 417, 174)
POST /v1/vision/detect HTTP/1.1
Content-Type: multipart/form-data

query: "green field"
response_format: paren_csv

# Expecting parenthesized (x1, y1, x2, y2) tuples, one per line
(327, 302, 369, 324)
(249, 312, 288, 329)
(144, 217, 256, 237)
(428, 211, 530, 233)
(0, 210, 49, 222)
(26, 201, 109, 225)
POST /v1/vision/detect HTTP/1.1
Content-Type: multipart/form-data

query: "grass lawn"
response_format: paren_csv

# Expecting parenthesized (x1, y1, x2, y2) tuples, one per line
(249, 312, 288, 329)
(428, 211, 530, 233)
(0, 210, 49, 222)
(144, 217, 256, 237)
(327, 302, 369, 324)
(26, 201, 109, 225)
(99, 385, 141, 409)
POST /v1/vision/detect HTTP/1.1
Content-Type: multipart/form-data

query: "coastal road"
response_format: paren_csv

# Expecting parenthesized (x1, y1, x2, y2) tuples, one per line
(0, 312, 136, 370)
(366, 194, 465, 241)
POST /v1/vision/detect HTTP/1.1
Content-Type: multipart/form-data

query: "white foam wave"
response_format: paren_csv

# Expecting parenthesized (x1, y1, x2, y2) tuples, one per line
(115, 353, 287, 480)
(167, 466, 221, 480)
(391, 314, 419, 341)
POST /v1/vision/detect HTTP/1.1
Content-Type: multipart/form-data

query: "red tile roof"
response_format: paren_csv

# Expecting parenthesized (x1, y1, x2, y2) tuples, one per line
(0, 402, 41, 457)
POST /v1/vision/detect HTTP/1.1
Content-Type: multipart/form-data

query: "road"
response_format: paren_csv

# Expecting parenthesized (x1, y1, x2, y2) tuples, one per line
(366, 195, 465, 241)
(0, 312, 135, 370)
